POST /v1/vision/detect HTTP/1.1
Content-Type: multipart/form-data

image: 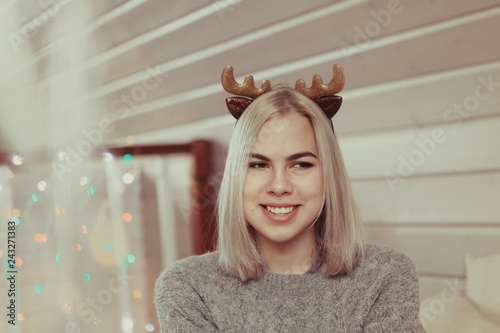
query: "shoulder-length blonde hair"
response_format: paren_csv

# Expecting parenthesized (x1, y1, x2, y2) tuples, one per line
(217, 87, 364, 281)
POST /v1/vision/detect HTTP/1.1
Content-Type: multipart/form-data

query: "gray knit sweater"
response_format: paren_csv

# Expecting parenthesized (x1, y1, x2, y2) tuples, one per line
(154, 244, 425, 332)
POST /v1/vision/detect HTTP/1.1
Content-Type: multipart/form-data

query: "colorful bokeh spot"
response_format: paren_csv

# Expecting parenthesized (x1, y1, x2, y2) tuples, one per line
(55, 254, 60, 262)
(145, 324, 155, 332)
(133, 290, 142, 299)
(75, 243, 82, 252)
(35, 234, 47, 243)
(127, 254, 136, 263)
(15, 258, 23, 266)
(123, 213, 133, 223)
(86, 186, 95, 196)
(123, 153, 133, 164)
(83, 273, 91, 282)
(35, 285, 42, 293)
(31, 193, 40, 202)
(103, 243, 112, 252)
(37, 180, 47, 192)
(11, 216, 21, 226)
(12, 209, 21, 217)
(17, 313, 25, 321)
(81, 225, 88, 234)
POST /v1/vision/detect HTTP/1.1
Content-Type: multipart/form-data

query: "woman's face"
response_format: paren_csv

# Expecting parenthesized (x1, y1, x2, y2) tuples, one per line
(243, 112, 324, 249)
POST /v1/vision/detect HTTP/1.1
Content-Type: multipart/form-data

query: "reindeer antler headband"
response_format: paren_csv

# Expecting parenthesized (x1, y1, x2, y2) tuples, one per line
(221, 64, 345, 120)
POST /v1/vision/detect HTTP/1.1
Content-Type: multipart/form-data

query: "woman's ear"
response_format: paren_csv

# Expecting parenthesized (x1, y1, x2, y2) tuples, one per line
(226, 97, 253, 119)
(315, 96, 342, 119)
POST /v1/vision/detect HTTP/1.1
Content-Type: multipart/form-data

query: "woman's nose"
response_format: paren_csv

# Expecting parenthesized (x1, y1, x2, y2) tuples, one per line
(266, 169, 292, 196)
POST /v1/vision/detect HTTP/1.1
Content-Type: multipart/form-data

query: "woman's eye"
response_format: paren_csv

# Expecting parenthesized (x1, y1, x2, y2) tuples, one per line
(292, 162, 313, 169)
(249, 162, 267, 169)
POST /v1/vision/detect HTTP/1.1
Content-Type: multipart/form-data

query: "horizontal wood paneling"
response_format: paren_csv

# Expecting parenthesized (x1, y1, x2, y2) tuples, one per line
(352, 172, 500, 224)
(366, 225, 500, 276)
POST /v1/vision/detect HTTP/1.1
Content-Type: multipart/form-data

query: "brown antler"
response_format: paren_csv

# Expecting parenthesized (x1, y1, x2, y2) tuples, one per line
(221, 66, 271, 99)
(295, 64, 345, 99)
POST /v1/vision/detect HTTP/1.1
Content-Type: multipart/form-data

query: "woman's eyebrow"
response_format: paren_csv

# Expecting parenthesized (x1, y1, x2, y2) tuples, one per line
(250, 152, 318, 162)
(285, 151, 318, 162)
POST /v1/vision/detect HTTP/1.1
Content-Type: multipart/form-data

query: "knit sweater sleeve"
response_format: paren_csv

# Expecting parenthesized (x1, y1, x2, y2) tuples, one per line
(362, 249, 425, 333)
(154, 261, 218, 333)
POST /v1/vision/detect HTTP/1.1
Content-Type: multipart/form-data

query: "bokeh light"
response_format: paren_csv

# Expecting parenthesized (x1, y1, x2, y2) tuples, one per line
(133, 290, 142, 299)
(127, 254, 136, 263)
(86, 186, 95, 196)
(18, 313, 25, 321)
(31, 193, 40, 202)
(75, 243, 82, 252)
(80, 176, 89, 186)
(7, 169, 15, 178)
(12, 209, 21, 217)
(37, 180, 47, 191)
(122, 316, 134, 331)
(0, 250, 3, 258)
(35, 285, 42, 293)
(83, 273, 91, 282)
(123, 213, 133, 222)
(11, 216, 21, 226)
(122, 173, 134, 184)
(35, 234, 47, 243)
(126, 135, 135, 144)
(12, 153, 24, 165)
(123, 154, 133, 164)
(103, 243, 112, 252)
(82, 225, 88, 234)
(15, 258, 23, 266)
(145, 323, 155, 332)
(103, 152, 114, 163)
(55, 254, 60, 262)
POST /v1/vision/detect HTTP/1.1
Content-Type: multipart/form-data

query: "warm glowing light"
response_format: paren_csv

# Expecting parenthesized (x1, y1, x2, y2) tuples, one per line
(133, 290, 142, 299)
(126, 135, 135, 144)
(37, 180, 47, 191)
(18, 313, 25, 321)
(15, 258, 23, 266)
(145, 323, 155, 332)
(123, 213, 133, 222)
(31, 193, 40, 202)
(103, 152, 114, 163)
(35, 234, 47, 243)
(12, 209, 20, 217)
(123, 154, 133, 164)
(122, 173, 134, 184)
(75, 243, 82, 252)
(12, 153, 23, 165)
(82, 225, 88, 234)
(127, 254, 136, 263)
(7, 169, 14, 178)
(35, 285, 42, 293)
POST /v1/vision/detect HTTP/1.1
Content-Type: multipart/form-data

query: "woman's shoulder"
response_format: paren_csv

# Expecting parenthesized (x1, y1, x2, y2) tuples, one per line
(358, 243, 418, 276)
(157, 251, 219, 280)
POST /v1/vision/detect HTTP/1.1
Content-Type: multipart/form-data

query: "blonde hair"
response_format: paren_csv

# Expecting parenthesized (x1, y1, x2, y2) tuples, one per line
(217, 87, 365, 281)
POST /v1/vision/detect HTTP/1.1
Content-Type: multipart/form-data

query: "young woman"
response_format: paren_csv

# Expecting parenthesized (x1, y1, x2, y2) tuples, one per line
(155, 65, 424, 332)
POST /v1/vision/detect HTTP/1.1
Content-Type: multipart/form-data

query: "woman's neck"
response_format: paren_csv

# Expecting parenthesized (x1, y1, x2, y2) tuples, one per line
(257, 228, 315, 275)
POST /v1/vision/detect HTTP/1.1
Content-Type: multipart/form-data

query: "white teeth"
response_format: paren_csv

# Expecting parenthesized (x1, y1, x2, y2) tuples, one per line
(266, 206, 296, 215)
